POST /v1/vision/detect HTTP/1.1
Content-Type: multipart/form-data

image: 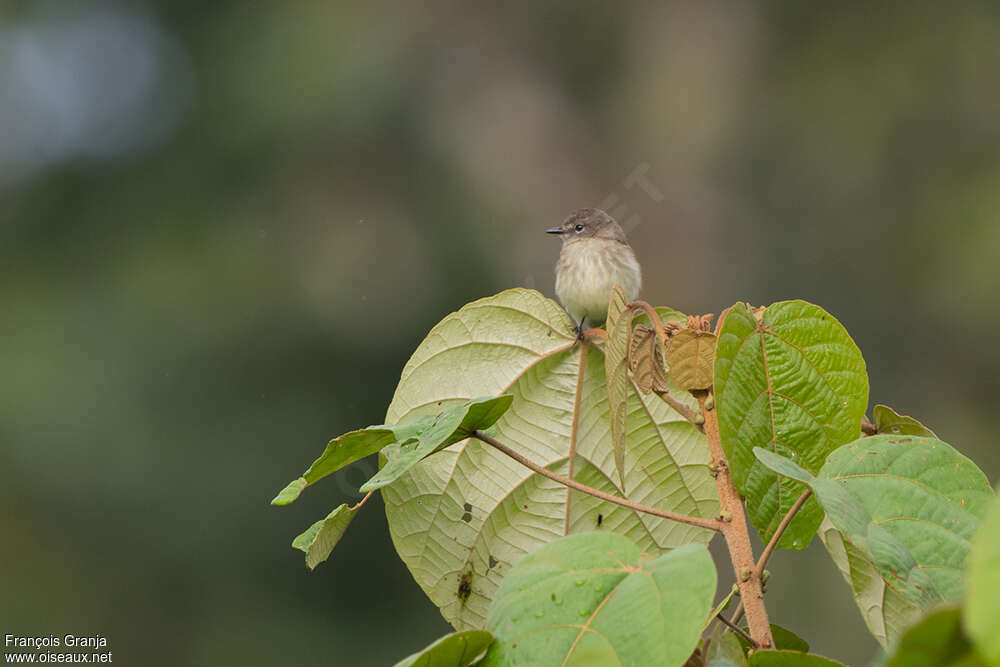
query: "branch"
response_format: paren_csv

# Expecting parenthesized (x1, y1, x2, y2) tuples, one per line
(471, 431, 724, 532)
(628, 300, 670, 348)
(861, 416, 877, 436)
(715, 612, 757, 647)
(351, 490, 376, 511)
(698, 390, 774, 649)
(727, 489, 814, 628)
(755, 489, 811, 577)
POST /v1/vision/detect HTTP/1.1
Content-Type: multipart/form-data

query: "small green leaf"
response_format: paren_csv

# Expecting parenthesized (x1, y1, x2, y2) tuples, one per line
(715, 301, 869, 550)
(481, 533, 716, 667)
(392, 630, 494, 667)
(748, 650, 845, 666)
(272, 417, 434, 505)
(708, 628, 748, 667)
(666, 329, 717, 391)
(271, 477, 307, 506)
(292, 504, 358, 570)
(966, 495, 1000, 665)
(770, 625, 810, 653)
(360, 395, 513, 492)
(871, 404, 937, 438)
(734, 625, 811, 655)
(703, 585, 739, 635)
(752, 447, 813, 484)
(605, 285, 632, 491)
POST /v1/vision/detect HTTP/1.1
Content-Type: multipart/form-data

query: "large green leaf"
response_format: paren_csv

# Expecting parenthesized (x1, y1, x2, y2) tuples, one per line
(715, 301, 868, 550)
(480, 533, 716, 667)
(819, 436, 991, 604)
(966, 494, 1000, 665)
(391, 630, 493, 667)
(754, 436, 992, 645)
(381, 289, 718, 630)
(883, 607, 987, 667)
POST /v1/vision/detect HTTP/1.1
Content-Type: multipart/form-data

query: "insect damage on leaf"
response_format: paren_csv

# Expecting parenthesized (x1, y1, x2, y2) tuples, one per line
(457, 572, 473, 603)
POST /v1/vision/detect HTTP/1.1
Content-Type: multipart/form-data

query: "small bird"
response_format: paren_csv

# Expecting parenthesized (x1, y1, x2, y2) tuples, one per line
(547, 208, 642, 332)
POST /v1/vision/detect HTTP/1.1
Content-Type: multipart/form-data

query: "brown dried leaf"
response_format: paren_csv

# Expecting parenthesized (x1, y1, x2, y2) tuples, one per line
(628, 325, 670, 394)
(665, 329, 717, 391)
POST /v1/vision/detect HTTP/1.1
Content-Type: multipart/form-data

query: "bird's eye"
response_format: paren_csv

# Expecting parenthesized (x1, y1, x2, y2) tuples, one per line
(575, 224, 584, 232)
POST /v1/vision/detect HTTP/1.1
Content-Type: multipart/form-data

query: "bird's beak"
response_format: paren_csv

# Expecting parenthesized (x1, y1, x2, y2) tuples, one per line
(546, 227, 564, 235)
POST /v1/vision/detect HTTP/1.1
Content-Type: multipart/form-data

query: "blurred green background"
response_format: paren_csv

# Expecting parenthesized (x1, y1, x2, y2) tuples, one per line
(2, 1, 999, 665)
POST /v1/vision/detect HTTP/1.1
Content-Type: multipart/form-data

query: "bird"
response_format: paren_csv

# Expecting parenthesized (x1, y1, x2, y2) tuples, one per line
(547, 208, 642, 333)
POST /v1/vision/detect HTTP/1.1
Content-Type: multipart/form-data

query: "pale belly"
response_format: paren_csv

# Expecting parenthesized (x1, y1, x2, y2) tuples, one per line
(555, 239, 641, 326)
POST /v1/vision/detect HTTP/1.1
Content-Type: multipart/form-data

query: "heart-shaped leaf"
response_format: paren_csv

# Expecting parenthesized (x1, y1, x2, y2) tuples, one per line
(381, 289, 718, 629)
(715, 301, 868, 549)
(481, 533, 716, 667)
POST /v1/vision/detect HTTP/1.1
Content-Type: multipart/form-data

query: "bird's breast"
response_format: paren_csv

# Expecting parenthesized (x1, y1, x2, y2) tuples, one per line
(555, 239, 641, 323)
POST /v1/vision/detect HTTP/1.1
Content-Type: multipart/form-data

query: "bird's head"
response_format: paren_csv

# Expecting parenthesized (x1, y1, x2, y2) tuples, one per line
(546, 208, 627, 244)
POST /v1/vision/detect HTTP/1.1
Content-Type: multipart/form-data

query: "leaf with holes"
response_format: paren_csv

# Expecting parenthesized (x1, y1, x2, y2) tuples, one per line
(381, 289, 718, 630)
(480, 533, 716, 667)
(715, 301, 868, 549)
(871, 404, 937, 438)
(392, 630, 494, 667)
(666, 329, 717, 391)
(605, 285, 631, 491)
